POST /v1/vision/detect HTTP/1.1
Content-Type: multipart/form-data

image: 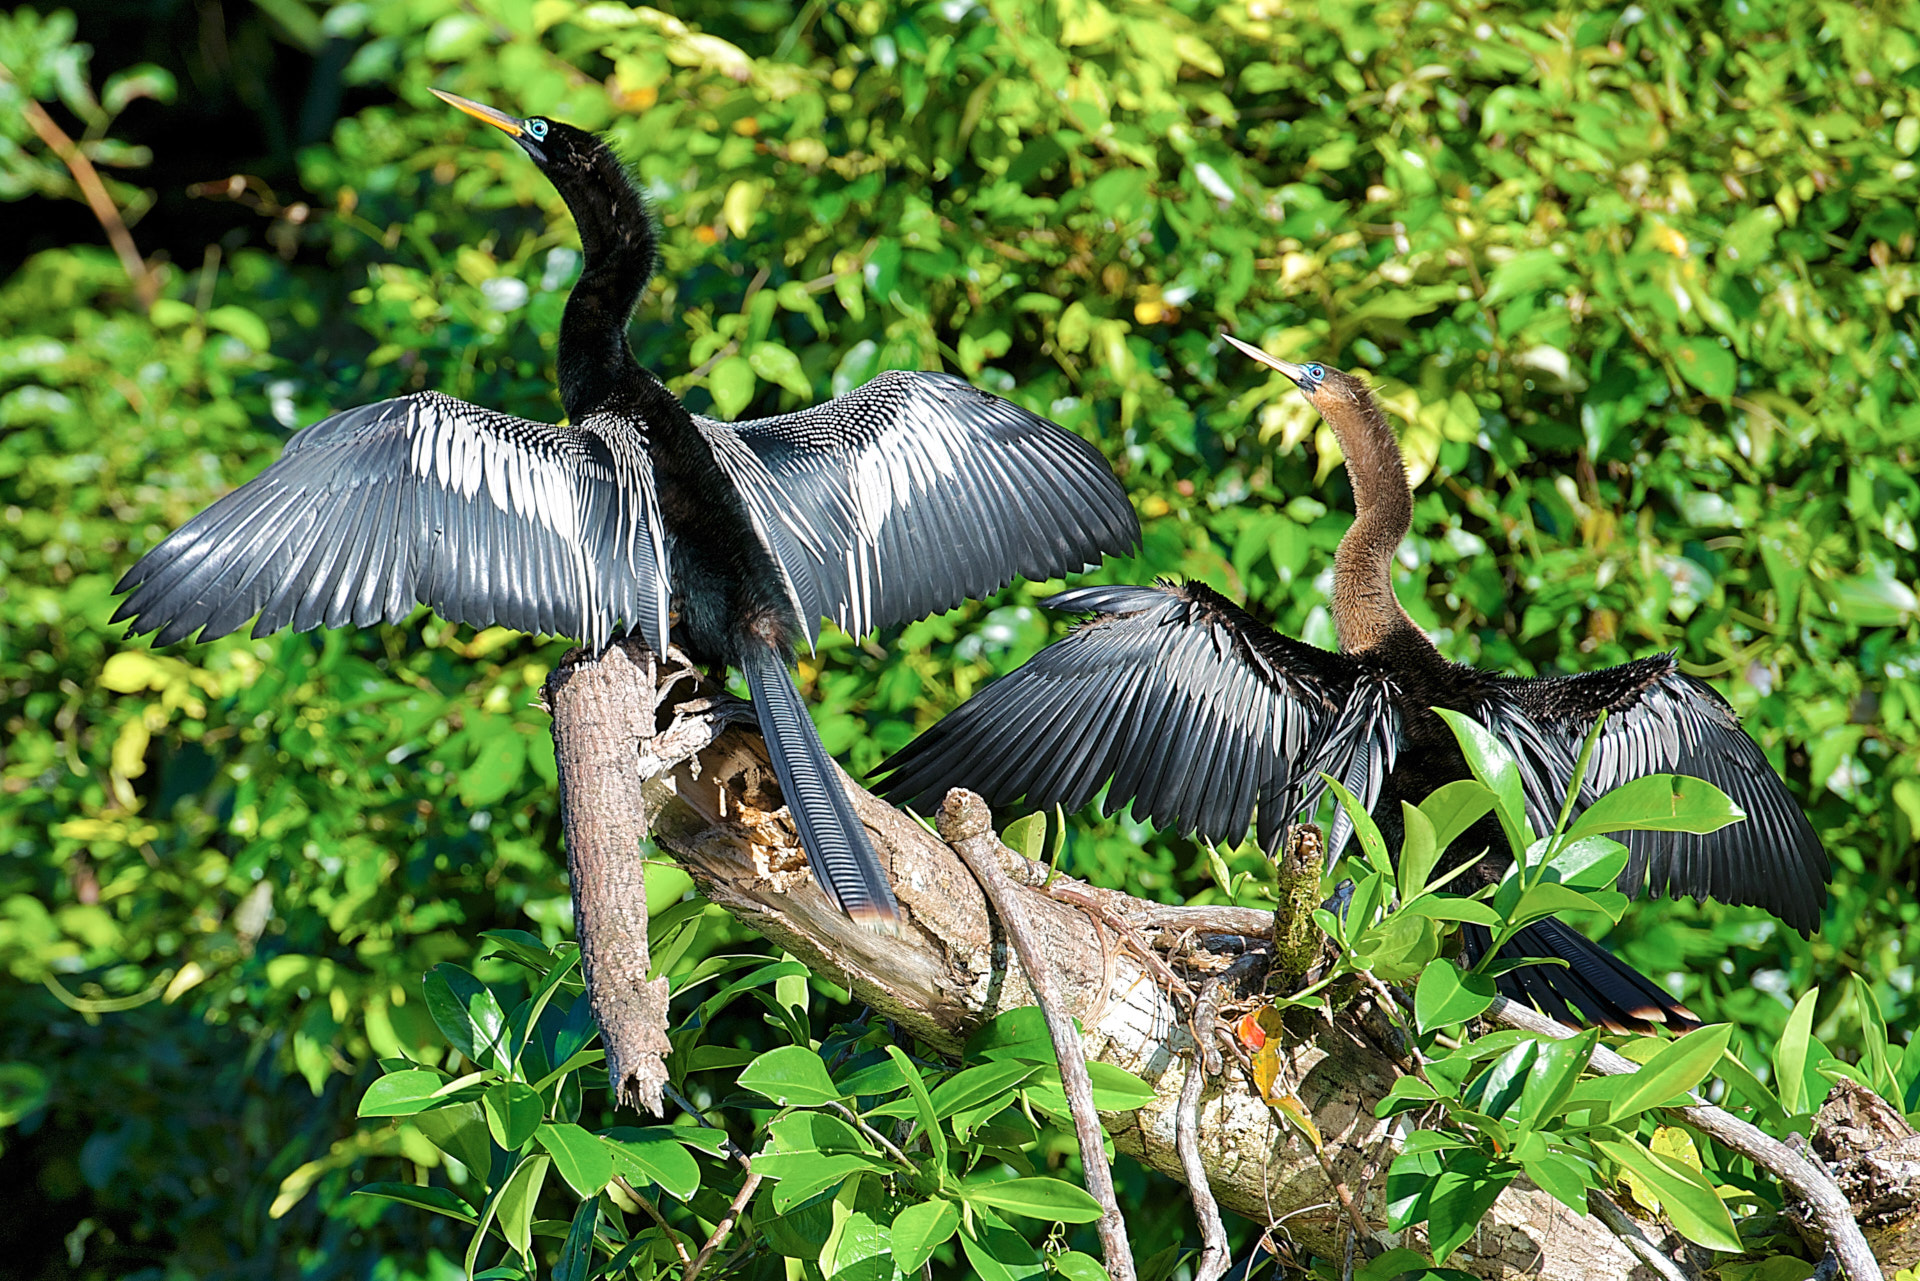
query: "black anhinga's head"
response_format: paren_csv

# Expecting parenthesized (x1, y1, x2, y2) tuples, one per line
(1220, 334, 1373, 415)
(431, 88, 604, 174)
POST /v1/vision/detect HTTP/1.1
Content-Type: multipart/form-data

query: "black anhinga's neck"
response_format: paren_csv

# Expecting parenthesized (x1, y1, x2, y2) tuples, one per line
(1317, 377, 1422, 654)
(546, 143, 658, 421)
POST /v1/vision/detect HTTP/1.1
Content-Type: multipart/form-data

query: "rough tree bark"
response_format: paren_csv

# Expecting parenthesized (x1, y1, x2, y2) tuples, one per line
(544, 649, 1666, 1280)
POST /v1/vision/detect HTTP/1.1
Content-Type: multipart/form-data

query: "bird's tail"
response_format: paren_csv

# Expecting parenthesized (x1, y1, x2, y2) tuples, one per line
(1462, 918, 1699, 1034)
(741, 645, 902, 933)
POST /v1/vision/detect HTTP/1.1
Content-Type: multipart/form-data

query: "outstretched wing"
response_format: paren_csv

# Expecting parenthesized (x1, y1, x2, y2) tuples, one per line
(1482, 655, 1828, 931)
(702, 370, 1139, 645)
(112, 392, 671, 653)
(873, 581, 1382, 853)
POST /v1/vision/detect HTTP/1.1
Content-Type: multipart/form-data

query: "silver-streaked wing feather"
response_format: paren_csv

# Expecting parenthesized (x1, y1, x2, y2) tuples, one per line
(873, 581, 1377, 853)
(701, 370, 1139, 645)
(112, 391, 671, 653)
(1482, 656, 1828, 931)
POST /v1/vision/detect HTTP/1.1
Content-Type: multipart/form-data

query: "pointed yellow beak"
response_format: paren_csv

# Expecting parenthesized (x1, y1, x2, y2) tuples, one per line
(1220, 333, 1309, 385)
(430, 88, 525, 139)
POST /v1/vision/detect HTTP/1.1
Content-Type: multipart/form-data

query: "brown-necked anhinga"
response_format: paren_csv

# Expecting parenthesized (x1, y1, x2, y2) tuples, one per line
(876, 337, 1826, 1028)
(111, 92, 1140, 933)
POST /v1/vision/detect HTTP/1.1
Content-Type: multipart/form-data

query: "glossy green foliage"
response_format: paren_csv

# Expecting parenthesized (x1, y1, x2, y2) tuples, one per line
(3, 0, 1918, 1274)
(355, 937, 1134, 1279)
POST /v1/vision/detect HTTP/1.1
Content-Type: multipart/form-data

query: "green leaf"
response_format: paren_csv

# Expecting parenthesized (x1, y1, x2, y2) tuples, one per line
(1432, 710, 1534, 857)
(204, 304, 271, 352)
(424, 965, 508, 1067)
(886, 1044, 948, 1169)
(1463, 1038, 1537, 1120)
(1537, 836, 1629, 894)
(1023, 1060, 1159, 1114)
(553, 1197, 598, 1281)
(1515, 1030, 1596, 1128)
(748, 342, 812, 397)
(1521, 1151, 1594, 1215)
(1051, 1250, 1112, 1281)
(1775, 988, 1820, 1115)
(957, 1212, 1045, 1280)
(410, 1101, 493, 1180)
(353, 1181, 478, 1224)
(1564, 775, 1744, 842)
(602, 1127, 702, 1200)
(765, 1152, 883, 1213)
(1414, 962, 1497, 1034)
(1607, 1024, 1734, 1122)
(1596, 1137, 1741, 1252)
(1674, 336, 1737, 398)
(737, 1044, 842, 1107)
(1506, 881, 1624, 930)
(494, 1153, 550, 1260)
(928, 1060, 1037, 1120)
(1324, 776, 1394, 879)
(890, 1198, 960, 1273)
(708, 355, 756, 419)
(461, 730, 526, 807)
(535, 1122, 613, 1197)
(1398, 802, 1442, 901)
(359, 1069, 450, 1117)
(1417, 779, 1498, 855)
(1424, 1152, 1516, 1262)
(1000, 811, 1048, 862)
(482, 1082, 544, 1151)
(1850, 975, 1898, 1102)
(960, 1177, 1103, 1223)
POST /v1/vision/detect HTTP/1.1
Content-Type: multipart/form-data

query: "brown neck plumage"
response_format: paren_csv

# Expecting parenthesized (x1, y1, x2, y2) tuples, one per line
(1317, 375, 1419, 654)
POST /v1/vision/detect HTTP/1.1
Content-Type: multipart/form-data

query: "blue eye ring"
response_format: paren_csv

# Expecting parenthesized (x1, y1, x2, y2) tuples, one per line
(526, 119, 549, 140)
(1304, 363, 1326, 381)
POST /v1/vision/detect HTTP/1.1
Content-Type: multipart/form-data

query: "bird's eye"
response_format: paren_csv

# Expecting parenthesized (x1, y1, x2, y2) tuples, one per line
(527, 119, 549, 140)
(1305, 363, 1326, 381)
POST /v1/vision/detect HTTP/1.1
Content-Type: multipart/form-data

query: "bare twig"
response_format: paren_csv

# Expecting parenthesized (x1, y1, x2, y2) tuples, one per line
(939, 790, 1137, 1281)
(1586, 1188, 1699, 1281)
(683, 1168, 764, 1281)
(18, 95, 157, 308)
(1178, 976, 1233, 1281)
(828, 1100, 916, 1169)
(615, 1176, 693, 1265)
(1490, 998, 1881, 1281)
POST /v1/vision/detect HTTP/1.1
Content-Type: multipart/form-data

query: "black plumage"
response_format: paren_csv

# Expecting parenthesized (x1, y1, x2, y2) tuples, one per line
(876, 338, 1827, 1027)
(112, 91, 1139, 933)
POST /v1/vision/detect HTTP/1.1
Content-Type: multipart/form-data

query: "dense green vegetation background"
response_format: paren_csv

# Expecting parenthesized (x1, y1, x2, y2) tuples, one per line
(3, 0, 1919, 1275)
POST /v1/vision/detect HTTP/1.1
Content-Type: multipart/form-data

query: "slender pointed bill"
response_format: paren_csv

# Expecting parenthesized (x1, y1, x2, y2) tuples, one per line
(430, 88, 526, 139)
(1220, 333, 1309, 385)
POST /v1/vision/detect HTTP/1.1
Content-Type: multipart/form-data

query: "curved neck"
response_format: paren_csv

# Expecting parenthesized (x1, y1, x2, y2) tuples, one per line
(550, 146, 657, 420)
(1321, 385, 1419, 653)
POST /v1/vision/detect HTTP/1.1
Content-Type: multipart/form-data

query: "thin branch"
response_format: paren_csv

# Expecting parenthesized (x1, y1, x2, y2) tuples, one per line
(1178, 976, 1233, 1281)
(616, 1176, 693, 1265)
(682, 1168, 764, 1281)
(939, 790, 1137, 1281)
(1586, 1188, 1699, 1281)
(828, 1100, 916, 1169)
(19, 95, 157, 308)
(1489, 998, 1882, 1281)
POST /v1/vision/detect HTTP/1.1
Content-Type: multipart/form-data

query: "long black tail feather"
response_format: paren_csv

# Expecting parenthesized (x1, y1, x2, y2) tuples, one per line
(1463, 918, 1699, 1034)
(741, 645, 901, 932)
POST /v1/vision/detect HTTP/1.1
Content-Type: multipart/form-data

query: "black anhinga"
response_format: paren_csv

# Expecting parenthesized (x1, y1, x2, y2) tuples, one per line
(877, 337, 1827, 1028)
(111, 91, 1139, 933)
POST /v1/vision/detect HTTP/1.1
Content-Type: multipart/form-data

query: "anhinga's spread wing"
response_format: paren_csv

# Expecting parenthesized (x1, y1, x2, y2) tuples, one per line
(1480, 654, 1828, 932)
(701, 370, 1139, 645)
(874, 581, 1391, 854)
(112, 392, 672, 654)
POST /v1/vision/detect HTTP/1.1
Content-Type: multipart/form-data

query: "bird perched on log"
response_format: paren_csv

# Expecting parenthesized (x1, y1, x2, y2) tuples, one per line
(112, 91, 1139, 934)
(875, 337, 1827, 1028)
